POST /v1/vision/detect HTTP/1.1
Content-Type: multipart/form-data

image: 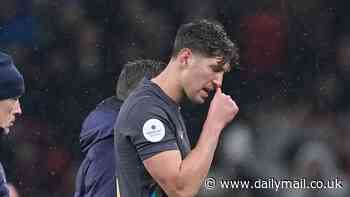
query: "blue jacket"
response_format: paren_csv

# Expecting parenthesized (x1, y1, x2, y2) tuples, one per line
(0, 162, 9, 197)
(74, 96, 122, 197)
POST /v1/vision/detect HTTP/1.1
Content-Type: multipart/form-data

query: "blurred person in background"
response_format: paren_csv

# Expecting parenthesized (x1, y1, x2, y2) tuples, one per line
(114, 19, 239, 197)
(73, 59, 166, 197)
(284, 141, 348, 197)
(0, 51, 25, 197)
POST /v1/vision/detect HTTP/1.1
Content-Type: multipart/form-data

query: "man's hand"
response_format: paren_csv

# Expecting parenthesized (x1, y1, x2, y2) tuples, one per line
(206, 87, 239, 131)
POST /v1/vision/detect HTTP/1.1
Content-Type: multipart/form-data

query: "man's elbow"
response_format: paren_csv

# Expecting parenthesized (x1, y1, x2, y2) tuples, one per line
(162, 175, 197, 197)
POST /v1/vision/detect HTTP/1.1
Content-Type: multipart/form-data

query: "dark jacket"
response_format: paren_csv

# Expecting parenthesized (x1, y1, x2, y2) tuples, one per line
(0, 162, 9, 197)
(74, 96, 122, 197)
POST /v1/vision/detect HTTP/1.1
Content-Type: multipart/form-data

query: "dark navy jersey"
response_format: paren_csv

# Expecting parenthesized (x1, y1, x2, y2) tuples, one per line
(0, 162, 9, 197)
(80, 96, 122, 152)
(74, 96, 122, 197)
(114, 78, 191, 197)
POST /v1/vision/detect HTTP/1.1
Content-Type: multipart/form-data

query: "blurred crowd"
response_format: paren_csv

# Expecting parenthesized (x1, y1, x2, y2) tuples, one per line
(1, 0, 350, 196)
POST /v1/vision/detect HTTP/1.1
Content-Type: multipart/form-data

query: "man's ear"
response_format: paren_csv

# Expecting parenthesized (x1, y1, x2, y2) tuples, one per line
(177, 48, 192, 68)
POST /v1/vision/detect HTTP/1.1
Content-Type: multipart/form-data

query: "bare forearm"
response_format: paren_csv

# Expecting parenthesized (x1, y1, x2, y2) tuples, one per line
(175, 123, 222, 196)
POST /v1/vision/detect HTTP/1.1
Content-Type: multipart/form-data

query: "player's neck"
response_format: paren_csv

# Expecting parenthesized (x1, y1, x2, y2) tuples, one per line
(151, 63, 184, 104)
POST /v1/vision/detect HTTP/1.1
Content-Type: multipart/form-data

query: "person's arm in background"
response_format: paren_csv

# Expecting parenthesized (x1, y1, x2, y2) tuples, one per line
(144, 87, 239, 197)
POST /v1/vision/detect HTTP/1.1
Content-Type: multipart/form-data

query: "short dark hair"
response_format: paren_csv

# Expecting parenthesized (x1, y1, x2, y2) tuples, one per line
(172, 19, 239, 66)
(116, 59, 166, 100)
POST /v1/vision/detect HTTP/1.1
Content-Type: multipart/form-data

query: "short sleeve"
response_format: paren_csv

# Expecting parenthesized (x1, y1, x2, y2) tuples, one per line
(124, 102, 179, 161)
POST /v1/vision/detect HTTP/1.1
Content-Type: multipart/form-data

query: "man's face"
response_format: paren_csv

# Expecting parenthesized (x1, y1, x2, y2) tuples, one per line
(181, 53, 231, 104)
(0, 98, 22, 134)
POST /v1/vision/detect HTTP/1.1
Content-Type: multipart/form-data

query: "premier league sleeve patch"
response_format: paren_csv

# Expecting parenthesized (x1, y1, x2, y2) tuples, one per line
(129, 106, 179, 160)
(142, 119, 166, 143)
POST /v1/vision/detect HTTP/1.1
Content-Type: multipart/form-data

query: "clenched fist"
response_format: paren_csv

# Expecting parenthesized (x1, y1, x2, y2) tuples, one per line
(206, 87, 239, 131)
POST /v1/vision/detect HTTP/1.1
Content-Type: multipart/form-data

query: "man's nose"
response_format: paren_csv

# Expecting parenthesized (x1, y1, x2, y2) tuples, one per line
(13, 100, 22, 115)
(213, 72, 224, 89)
